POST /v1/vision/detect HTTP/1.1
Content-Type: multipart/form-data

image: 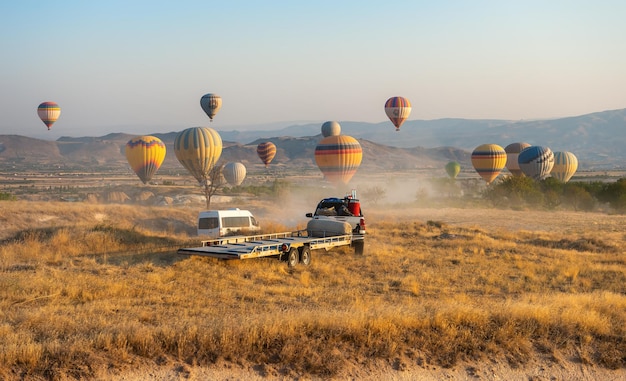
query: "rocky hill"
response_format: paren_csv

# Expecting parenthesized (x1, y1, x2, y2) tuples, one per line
(1, 108, 624, 173)
(0, 133, 469, 174)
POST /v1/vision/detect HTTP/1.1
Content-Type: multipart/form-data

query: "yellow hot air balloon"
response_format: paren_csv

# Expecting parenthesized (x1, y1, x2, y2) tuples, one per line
(551, 151, 578, 183)
(471, 144, 507, 184)
(37, 101, 61, 130)
(200, 93, 222, 121)
(174, 127, 222, 184)
(125, 136, 167, 184)
(257, 142, 276, 168)
(314, 135, 362, 185)
(384, 96, 411, 131)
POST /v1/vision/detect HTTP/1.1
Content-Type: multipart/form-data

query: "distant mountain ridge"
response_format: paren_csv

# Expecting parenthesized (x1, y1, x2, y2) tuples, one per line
(216, 108, 626, 169)
(1, 108, 625, 170)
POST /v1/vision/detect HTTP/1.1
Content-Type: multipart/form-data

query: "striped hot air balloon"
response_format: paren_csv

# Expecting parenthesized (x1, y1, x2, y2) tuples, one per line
(551, 151, 578, 183)
(125, 136, 167, 184)
(518, 146, 554, 181)
(314, 135, 362, 186)
(37, 101, 61, 130)
(384, 96, 411, 131)
(222, 162, 247, 186)
(321, 121, 341, 137)
(200, 93, 222, 121)
(174, 127, 223, 184)
(257, 142, 276, 168)
(471, 144, 507, 184)
(504, 142, 531, 177)
(445, 161, 461, 179)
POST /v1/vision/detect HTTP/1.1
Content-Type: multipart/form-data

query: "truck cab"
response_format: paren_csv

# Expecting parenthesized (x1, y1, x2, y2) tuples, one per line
(306, 192, 365, 235)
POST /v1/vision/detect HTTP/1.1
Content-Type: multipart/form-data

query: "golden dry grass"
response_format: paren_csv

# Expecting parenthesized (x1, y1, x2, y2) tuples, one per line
(0, 201, 625, 380)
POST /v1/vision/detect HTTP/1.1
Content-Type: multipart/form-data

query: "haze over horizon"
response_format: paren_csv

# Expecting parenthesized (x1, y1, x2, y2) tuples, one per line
(2, 1, 625, 140)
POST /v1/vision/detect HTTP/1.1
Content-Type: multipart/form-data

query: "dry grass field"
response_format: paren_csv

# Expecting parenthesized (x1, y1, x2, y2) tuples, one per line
(0, 198, 625, 380)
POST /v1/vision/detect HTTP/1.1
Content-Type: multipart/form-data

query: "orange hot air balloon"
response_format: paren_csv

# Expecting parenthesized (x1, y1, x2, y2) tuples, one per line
(471, 144, 507, 184)
(256, 142, 276, 168)
(384, 96, 411, 131)
(314, 135, 362, 185)
(37, 101, 61, 130)
(125, 136, 167, 184)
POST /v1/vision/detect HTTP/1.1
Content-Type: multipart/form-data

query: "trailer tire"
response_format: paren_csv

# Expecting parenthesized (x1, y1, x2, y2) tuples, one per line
(353, 240, 365, 255)
(300, 246, 311, 266)
(287, 247, 299, 267)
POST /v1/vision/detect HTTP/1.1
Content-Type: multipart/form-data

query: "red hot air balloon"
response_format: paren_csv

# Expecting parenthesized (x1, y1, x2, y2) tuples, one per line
(37, 102, 61, 130)
(384, 96, 411, 131)
(257, 142, 276, 168)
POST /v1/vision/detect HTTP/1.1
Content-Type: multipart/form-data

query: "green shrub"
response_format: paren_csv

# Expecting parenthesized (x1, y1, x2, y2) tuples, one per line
(0, 191, 16, 201)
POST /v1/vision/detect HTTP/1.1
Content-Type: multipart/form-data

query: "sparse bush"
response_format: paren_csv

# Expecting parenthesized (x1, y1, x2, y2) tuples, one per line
(484, 176, 544, 207)
(483, 176, 626, 212)
(596, 178, 626, 212)
(224, 179, 291, 199)
(563, 184, 596, 211)
(0, 191, 15, 201)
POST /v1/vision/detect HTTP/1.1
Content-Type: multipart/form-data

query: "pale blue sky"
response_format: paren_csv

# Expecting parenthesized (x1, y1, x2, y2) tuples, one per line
(1, 1, 625, 139)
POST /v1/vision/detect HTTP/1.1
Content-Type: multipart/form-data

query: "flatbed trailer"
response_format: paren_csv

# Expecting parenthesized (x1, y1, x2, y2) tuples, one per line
(177, 230, 364, 267)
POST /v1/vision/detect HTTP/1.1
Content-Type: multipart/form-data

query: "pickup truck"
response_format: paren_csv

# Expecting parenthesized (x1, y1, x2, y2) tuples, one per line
(305, 194, 366, 254)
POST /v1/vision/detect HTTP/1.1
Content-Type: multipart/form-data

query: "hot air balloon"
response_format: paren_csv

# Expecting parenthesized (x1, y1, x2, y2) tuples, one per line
(518, 146, 554, 180)
(257, 142, 276, 168)
(174, 127, 223, 184)
(384, 96, 411, 131)
(504, 142, 531, 177)
(445, 161, 461, 179)
(222, 162, 247, 186)
(471, 144, 507, 184)
(125, 136, 167, 184)
(314, 135, 362, 185)
(551, 151, 578, 183)
(200, 93, 222, 121)
(321, 121, 341, 137)
(37, 102, 61, 130)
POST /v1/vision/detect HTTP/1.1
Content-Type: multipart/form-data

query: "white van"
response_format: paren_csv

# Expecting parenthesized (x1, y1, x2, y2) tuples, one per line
(197, 208, 260, 237)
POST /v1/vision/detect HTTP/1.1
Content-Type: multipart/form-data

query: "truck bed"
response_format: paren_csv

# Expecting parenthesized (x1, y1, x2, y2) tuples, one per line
(177, 231, 359, 260)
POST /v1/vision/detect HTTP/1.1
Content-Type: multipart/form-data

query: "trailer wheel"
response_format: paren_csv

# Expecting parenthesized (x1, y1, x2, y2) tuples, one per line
(300, 246, 311, 266)
(353, 240, 365, 255)
(287, 247, 299, 267)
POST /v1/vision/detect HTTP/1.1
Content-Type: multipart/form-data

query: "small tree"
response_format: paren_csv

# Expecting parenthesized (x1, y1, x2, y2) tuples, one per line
(202, 163, 226, 209)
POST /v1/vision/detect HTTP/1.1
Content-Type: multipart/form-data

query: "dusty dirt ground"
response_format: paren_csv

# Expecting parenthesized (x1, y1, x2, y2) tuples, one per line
(101, 206, 626, 381)
(102, 356, 626, 381)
